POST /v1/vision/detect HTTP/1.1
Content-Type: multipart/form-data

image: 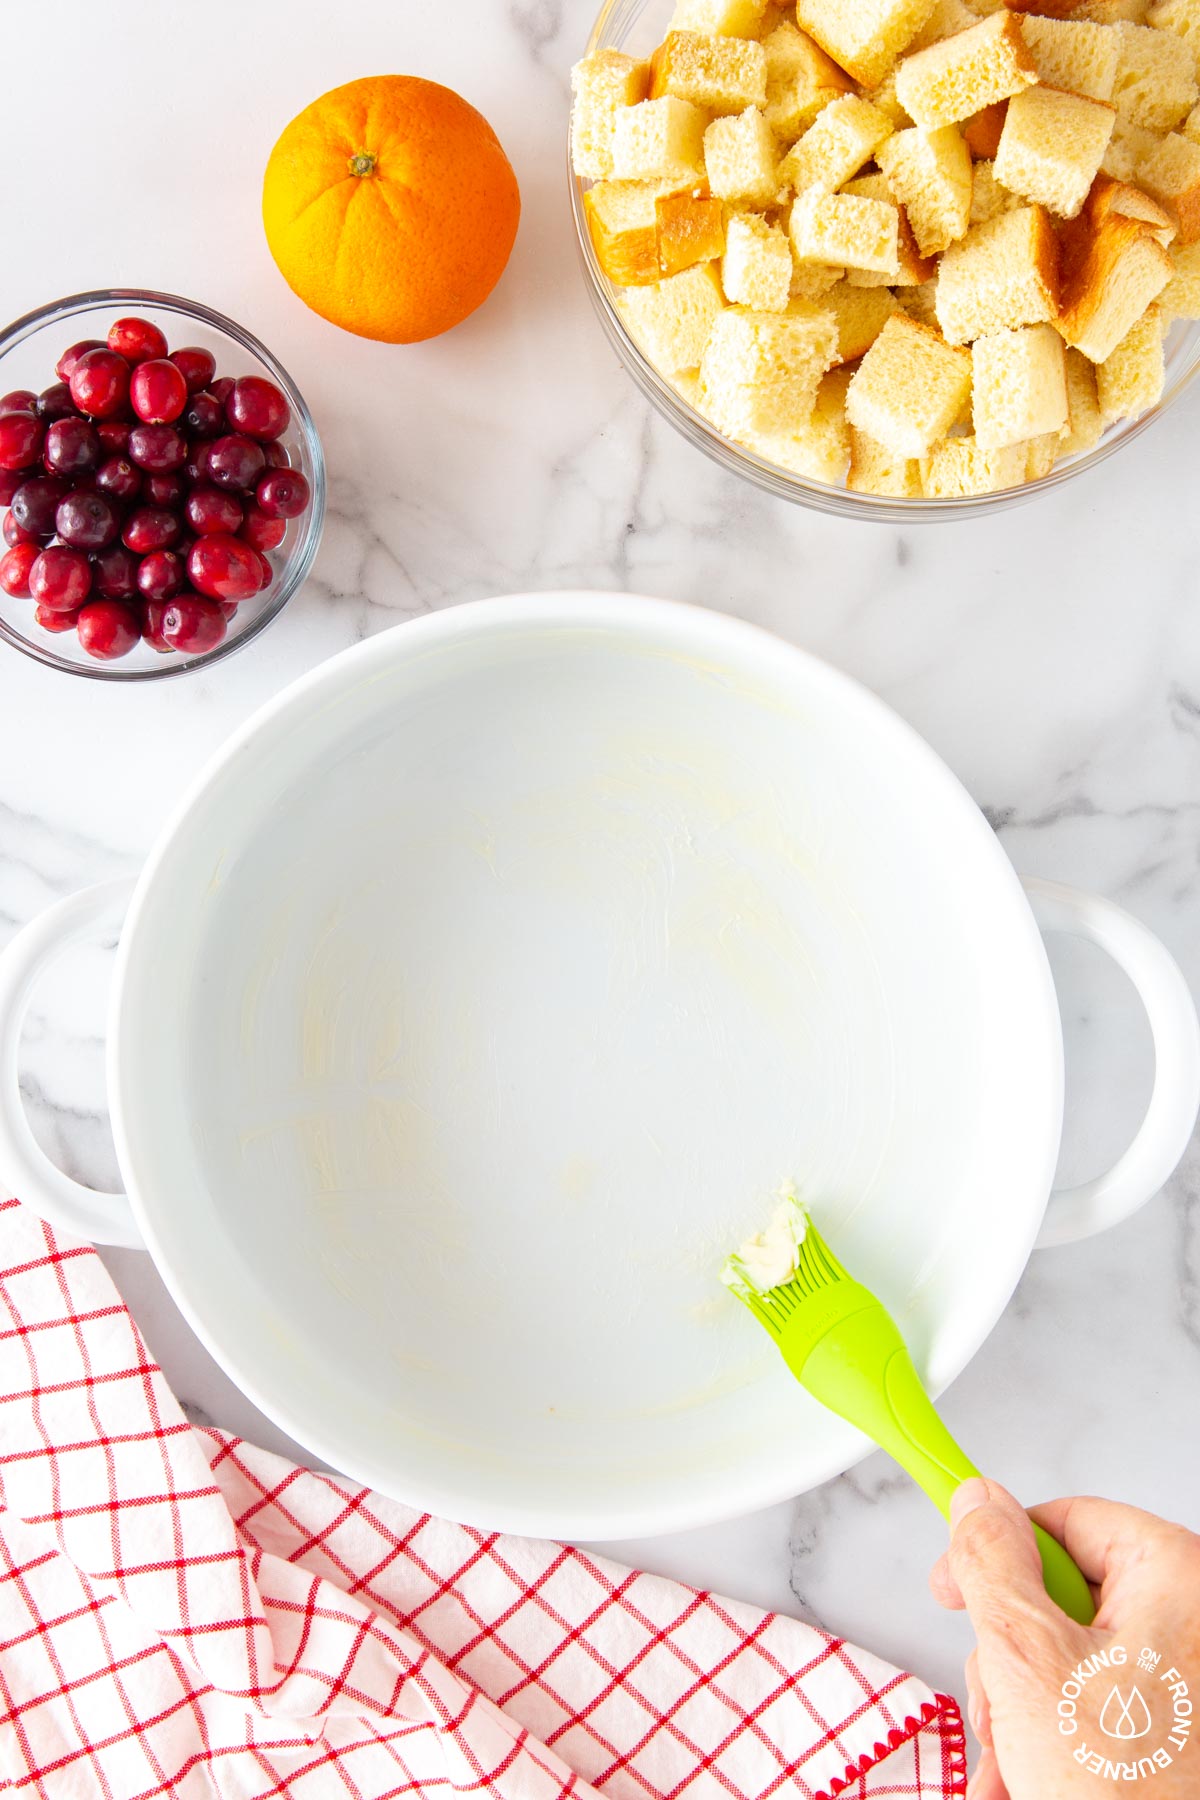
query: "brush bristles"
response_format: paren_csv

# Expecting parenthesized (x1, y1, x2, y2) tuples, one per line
(733, 1222, 850, 1338)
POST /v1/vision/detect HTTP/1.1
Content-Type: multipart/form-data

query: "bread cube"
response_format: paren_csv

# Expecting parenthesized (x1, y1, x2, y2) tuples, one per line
(847, 429, 924, 493)
(846, 313, 973, 454)
(1186, 100, 1200, 138)
(703, 108, 780, 202)
(790, 258, 846, 296)
(650, 32, 768, 114)
(1058, 211, 1174, 354)
(921, 435, 1028, 494)
(1137, 129, 1200, 234)
(1020, 17, 1121, 101)
(779, 95, 895, 193)
(1159, 235, 1200, 308)
(1024, 432, 1062, 479)
(621, 261, 726, 370)
(722, 212, 794, 307)
(1102, 116, 1164, 179)
(749, 367, 853, 481)
(1111, 22, 1197, 129)
(1096, 302, 1165, 414)
(936, 205, 1059, 339)
(995, 86, 1117, 219)
(790, 188, 901, 272)
(1087, 170, 1178, 240)
(911, 0, 982, 50)
(824, 280, 901, 357)
(877, 124, 973, 253)
(1004, 0, 1079, 17)
(964, 100, 1009, 157)
(898, 276, 942, 324)
(700, 301, 840, 431)
(670, 0, 769, 32)
(842, 172, 938, 281)
(794, 0, 939, 88)
(656, 190, 727, 277)
(1147, 0, 1200, 77)
(1075, 0, 1149, 20)
(894, 13, 1038, 130)
(612, 96, 708, 184)
(1058, 345, 1106, 451)
(871, 67, 917, 127)
(970, 160, 1021, 222)
(571, 51, 651, 179)
(584, 182, 662, 285)
(972, 323, 1069, 445)
(761, 24, 856, 138)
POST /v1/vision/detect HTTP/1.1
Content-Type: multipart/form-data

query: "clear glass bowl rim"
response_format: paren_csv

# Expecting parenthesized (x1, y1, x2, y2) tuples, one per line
(0, 287, 326, 679)
(570, 0, 1200, 522)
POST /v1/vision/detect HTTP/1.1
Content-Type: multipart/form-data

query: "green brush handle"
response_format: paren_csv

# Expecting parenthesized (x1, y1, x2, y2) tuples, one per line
(779, 1283, 1094, 1626)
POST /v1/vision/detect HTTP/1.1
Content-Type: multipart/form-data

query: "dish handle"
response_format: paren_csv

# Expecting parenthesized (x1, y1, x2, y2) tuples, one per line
(1024, 877, 1200, 1249)
(0, 880, 141, 1249)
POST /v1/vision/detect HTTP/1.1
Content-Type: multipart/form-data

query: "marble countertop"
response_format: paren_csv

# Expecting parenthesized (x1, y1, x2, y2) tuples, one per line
(3, 0, 1200, 1720)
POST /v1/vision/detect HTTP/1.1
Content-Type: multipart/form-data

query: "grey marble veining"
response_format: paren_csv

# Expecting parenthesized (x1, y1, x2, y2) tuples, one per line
(2, 0, 1200, 1720)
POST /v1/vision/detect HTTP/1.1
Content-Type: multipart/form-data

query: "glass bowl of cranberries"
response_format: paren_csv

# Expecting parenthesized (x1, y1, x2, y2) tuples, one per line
(0, 289, 324, 678)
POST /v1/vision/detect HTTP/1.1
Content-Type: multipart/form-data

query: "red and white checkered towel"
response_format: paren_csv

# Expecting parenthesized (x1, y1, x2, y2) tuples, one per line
(0, 1197, 966, 1799)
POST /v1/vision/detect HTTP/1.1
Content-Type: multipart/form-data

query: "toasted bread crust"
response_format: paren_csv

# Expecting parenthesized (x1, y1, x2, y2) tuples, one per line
(964, 100, 1009, 158)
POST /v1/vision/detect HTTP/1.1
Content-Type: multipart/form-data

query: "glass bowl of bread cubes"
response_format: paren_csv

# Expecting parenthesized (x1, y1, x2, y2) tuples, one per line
(569, 0, 1200, 516)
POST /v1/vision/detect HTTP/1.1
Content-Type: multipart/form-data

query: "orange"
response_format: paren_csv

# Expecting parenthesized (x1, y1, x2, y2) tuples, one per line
(262, 75, 520, 345)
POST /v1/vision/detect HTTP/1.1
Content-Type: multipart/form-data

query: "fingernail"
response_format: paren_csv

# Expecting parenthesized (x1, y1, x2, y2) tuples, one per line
(951, 1478, 990, 1531)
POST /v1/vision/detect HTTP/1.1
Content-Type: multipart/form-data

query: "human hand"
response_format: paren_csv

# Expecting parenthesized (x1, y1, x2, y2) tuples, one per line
(929, 1478, 1200, 1799)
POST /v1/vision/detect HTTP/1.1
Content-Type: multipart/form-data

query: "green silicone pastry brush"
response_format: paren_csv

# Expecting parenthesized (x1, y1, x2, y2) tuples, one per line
(722, 1198, 1094, 1626)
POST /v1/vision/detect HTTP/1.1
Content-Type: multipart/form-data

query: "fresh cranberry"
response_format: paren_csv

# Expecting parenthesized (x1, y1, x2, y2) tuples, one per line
(143, 471, 183, 508)
(56, 491, 120, 552)
(169, 346, 216, 393)
(29, 544, 92, 611)
(160, 594, 226, 653)
(69, 349, 130, 420)
(262, 440, 290, 469)
(35, 602, 80, 633)
(130, 358, 187, 425)
(219, 597, 241, 617)
(94, 455, 141, 504)
(0, 412, 44, 471)
(93, 542, 141, 601)
(0, 541, 38, 596)
(182, 391, 224, 439)
(122, 505, 180, 554)
(34, 384, 77, 424)
(97, 421, 130, 453)
(184, 445, 213, 485)
(2, 510, 31, 546)
(55, 339, 104, 383)
(185, 486, 242, 536)
(186, 532, 260, 601)
(108, 317, 167, 362)
(77, 598, 138, 659)
(11, 476, 68, 539)
(239, 502, 286, 551)
(255, 468, 310, 519)
(209, 376, 235, 406)
(207, 434, 265, 492)
(224, 375, 290, 441)
(0, 389, 36, 414)
(43, 417, 100, 478)
(135, 548, 185, 601)
(127, 424, 186, 472)
(0, 470, 26, 505)
(141, 598, 172, 650)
